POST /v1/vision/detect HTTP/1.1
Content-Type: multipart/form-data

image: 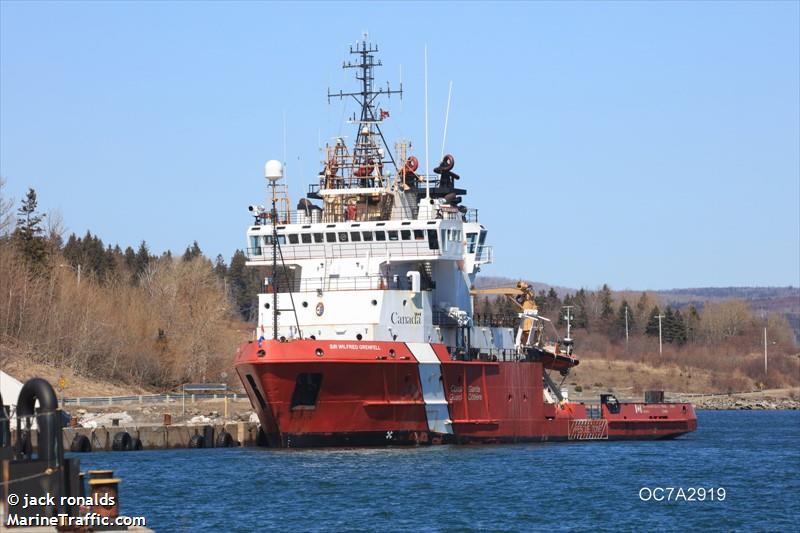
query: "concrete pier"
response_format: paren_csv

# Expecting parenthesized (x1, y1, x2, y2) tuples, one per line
(12, 421, 261, 453)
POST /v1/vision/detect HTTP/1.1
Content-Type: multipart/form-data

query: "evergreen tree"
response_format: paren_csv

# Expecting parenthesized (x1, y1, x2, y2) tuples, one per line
(685, 305, 700, 343)
(13, 188, 47, 267)
(132, 241, 151, 283)
(182, 241, 202, 262)
(614, 299, 635, 341)
(544, 288, 561, 318)
(663, 308, 676, 343)
(213, 254, 228, 280)
(672, 309, 688, 345)
(534, 290, 547, 314)
(573, 289, 589, 329)
(645, 305, 662, 337)
(598, 284, 614, 333)
(229, 249, 258, 321)
(123, 246, 136, 271)
(635, 292, 652, 330)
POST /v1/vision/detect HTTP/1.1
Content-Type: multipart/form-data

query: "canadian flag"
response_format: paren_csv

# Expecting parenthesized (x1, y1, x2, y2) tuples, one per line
(379, 108, 390, 119)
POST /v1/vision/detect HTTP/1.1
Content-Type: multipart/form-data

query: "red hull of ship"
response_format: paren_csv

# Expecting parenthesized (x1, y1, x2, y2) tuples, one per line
(235, 339, 697, 447)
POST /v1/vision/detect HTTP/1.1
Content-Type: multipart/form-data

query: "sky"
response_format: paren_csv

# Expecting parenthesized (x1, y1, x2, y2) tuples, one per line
(1, 1, 798, 290)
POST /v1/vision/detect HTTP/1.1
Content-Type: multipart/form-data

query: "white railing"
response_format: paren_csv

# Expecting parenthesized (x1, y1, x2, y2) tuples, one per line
(248, 241, 441, 262)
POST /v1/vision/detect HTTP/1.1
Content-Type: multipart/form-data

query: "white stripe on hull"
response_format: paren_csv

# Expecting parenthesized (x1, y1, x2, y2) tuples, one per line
(406, 343, 453, 434)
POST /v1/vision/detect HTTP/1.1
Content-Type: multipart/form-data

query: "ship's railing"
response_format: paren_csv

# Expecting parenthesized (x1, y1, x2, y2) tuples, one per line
(247, 241, 441, 262)
(473, 313, 520, 328)
(475, 245, 492, 263)
(249, 199, 477, 226)
(290, 275, 421, 292)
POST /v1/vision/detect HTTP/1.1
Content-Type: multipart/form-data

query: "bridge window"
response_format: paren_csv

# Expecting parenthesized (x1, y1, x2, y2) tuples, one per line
(362, 231, 374, 241)
(249, 236, 261, 255)
(301, 233, 312, 244)
(263, 235, 286, 245)
(414, 229, 425, 241)
(288, 234, 299, 244)
(388, 230, 399, 241)
(326, 232, 336, 243)
(401, 230, 411, 240)
(375, 231, 386, 241)
(427, 229, 439, 250)
(350, 232, 361, 242)
(466, 233, 477, 253)
(313, 233, 324, 243)
(338, 232, 349, 242)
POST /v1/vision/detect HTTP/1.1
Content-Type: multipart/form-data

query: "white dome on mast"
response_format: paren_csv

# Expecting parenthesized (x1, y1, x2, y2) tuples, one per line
(264, 160, 283, 182)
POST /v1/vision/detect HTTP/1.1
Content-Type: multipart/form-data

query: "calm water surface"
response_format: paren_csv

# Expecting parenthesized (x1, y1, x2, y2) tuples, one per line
(74, 411, 800, 532)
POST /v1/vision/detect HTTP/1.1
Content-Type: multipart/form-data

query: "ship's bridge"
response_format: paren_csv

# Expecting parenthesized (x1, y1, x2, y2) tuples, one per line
(246, 218, 491, 266)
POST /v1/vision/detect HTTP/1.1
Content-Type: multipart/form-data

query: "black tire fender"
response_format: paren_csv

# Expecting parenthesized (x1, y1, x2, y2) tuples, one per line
(70, 434, 92, 453)
(112, 431, 131, 451)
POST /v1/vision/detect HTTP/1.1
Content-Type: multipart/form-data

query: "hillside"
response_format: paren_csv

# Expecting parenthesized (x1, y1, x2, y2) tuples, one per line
(476, 276, 800, 340)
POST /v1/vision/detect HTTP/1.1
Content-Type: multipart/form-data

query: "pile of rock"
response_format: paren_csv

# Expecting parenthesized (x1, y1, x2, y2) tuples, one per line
(690, 397, 800, 410)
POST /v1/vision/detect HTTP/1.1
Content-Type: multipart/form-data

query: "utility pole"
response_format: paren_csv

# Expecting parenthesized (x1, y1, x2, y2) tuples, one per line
(764, 327, 768, 375)
(624, 305, 629, 349)
(656, 313, 665, 355)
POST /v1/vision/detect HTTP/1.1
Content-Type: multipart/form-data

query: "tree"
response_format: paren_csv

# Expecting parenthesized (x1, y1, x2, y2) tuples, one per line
(598, 284, 614, 333)
(663, 308, 676, 343)
(544, 288, 561, 318)
(228, 249, 263, 321)
(645, 306, 662, 337)
(213, 254, 228, 280)
(132, 241, 151, 284)
(13, 188, 47, 267)
(635, 292, 654, 331)
(572, 289, 589, 329)
(613, 299, 635, 341)
(685, 305, 700, 343)
(0, 177, 13, 237)
(672, 309, 687, 345)
(182, 241, 202, 262)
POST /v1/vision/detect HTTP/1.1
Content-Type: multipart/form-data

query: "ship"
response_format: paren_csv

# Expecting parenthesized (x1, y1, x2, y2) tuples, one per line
(234, 39, 697, 447)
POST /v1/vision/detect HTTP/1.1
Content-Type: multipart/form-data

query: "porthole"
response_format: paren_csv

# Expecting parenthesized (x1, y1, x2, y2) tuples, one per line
(356, 334, 363, 340)
(371, 299, 378, 306)
(310, 335, 316, 340)
(389, 349, 396, 358)
(302, 301, 309, 308)
(264, 303, 270, 309)
(315, 348, 324, 357)
(402, 299, 407, 306)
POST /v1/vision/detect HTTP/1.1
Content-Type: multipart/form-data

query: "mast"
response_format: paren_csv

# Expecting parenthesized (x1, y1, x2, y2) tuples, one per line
(327, 38, 403, 174)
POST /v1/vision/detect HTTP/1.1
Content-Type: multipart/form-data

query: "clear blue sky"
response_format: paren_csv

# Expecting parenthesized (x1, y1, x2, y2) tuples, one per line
(1, 1, 798, 290)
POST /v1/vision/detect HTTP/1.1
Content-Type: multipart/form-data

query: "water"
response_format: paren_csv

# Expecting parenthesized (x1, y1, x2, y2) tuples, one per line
(74, 411, 800, 532)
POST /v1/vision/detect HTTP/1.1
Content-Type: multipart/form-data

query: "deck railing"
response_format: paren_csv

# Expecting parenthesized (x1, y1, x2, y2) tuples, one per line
(247, 241, 441, 262)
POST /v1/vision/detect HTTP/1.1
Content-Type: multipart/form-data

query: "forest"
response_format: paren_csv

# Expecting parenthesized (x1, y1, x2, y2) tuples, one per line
(1, 181, 797, 392)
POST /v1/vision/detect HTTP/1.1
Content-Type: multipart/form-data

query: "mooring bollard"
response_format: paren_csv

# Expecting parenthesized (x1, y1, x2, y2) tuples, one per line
(88, 469, 114, 479)
(89, 478, 120, 519)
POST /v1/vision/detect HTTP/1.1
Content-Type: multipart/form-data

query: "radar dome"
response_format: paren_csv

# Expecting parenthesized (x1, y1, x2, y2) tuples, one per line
(264, 160, 283, 182)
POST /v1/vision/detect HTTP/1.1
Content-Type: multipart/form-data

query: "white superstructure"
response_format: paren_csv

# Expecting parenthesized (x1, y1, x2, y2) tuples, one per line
(244, 40, 524, 360)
